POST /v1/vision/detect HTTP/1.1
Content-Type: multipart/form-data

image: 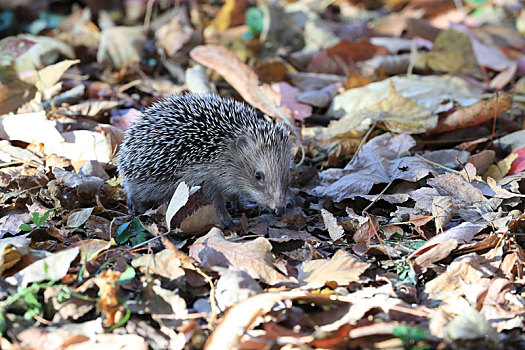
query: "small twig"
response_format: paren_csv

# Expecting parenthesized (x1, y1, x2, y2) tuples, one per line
(407, 38, 418, 78)
(348, 121, 377, 166)
(144, 0, 155, 29)
(131, 230, 175, 250)
(364, 211, 395, 264)
(362, 180, 393, 213)
(455, 157, 471, 181)
(490, 92, 499, 143)
(415, 154, 463, 175)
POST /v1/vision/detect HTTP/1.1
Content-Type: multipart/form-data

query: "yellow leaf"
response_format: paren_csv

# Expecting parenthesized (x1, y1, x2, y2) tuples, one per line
(484, 153, 518, 181)
(417, 29, 483, 79)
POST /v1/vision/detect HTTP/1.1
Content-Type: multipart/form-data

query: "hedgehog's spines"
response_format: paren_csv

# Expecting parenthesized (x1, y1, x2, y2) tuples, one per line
(117, 93, 293, 225)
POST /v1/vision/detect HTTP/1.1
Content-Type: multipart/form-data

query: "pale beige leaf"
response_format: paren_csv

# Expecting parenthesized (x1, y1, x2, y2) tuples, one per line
(97, 26, 146, 69)
(20, 59, 80, 91)
(7, 247, 80, 287)
(189, 227, 290, 285)
(132, 249, 185, 280)
(298, 250, 370, 289)
(321, 209, 344, 241)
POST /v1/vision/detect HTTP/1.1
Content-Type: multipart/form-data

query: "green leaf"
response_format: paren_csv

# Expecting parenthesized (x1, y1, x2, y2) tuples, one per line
(118, 265, 136, 285)
(130, 230, 150, 246)
(19, 223, 34, 231)
(32, 208, 56, 227)
(31, 212, 40, 225)
(115, 222, 132, 244)
(0, 312, 5, 337)
(40, 208, 56, 223)
(115, 218, 152, 245)
(24, 292, 42, 319)
(244, 7, 263, 40)
(393, 325, 428, 346)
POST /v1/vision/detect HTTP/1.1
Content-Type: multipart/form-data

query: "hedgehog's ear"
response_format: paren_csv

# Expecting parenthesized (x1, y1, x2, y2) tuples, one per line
(236, 135, 252, 149)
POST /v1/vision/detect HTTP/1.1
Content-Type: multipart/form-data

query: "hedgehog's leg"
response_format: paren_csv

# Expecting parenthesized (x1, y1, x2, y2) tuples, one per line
(203, 185, 234, 227)
(124, 179, 172, 215)
(124, 183, 151, 214)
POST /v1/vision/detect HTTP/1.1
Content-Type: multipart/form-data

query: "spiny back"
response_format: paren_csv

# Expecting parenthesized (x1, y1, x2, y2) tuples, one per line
(118, 94, 290, 182)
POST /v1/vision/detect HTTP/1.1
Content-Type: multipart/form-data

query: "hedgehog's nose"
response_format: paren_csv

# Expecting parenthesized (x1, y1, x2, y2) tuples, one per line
(270, 192, 287, 215)
(274, 205, 285, 216)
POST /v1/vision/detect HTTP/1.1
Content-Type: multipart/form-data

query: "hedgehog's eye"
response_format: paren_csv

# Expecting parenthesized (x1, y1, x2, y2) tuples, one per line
(254, 171, 264, 182)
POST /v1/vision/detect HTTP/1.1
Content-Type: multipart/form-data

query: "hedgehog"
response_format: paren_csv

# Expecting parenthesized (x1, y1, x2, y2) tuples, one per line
(117, 94, 293, 226)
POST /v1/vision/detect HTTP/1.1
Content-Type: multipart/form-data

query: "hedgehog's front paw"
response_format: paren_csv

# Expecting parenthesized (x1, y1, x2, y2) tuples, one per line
(217, 210, 236, 228)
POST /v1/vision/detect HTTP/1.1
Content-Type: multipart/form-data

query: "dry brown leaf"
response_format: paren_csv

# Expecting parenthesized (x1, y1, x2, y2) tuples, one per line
(485, 153, 517, 181)
(97, 26, 146, 69)
(297, 250, 370, 288)
(6, 247, 79, 287)
(189, 45, 293, 123)
(467, 150, 496, 176)
(413, 239, 458, 272)
(189, 227, 291, 285)
(431, 93, 512, 133)
(427, 173, 487, 208)
(312, 133, 435, 202)
(94, 269, 125, 328)
(366, 81, 437, 133)
(0, 79, 37, 115)
(417, 29, 483, 79)
(321, 209, 344, 241)
(409, 222, 485, 262)
(205, 291, 309, 348)
(56, 100, 119, 118)
(208, 0, 248, 31)
(20, 59, 79, 91)
(0, 236, 30, 274)
(131, 249, 186, 280)
(18, 327, 148, 350)
(156, 12, 193, 57)
(425, 253, 496, 300)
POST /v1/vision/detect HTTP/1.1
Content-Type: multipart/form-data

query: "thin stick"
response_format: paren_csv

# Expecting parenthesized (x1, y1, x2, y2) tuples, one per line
(362, 180, 393, 213)
(348, 121, 377, 166)
(144, 0, 155, 29)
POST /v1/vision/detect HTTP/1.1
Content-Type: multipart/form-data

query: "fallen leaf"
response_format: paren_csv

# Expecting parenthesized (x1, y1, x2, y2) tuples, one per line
(132, 249, 185, 280)
(366, 81, 437, 133)
(71, 239, 113, 264)
(417, 29, 483, 79)
(205, 291, 309, 348)
(485, 153, 518, 181)
(0, 235, 30, 274)
(312, 133, 435, 202)
(7, 247, 79, 287)
(97, 26, 146, 69)
(321, 209, 344, 241)
(505, 146, 525, 176)
(0, 36, 35, 65)
(21, 59, 80, 91)
(0, 111, 64, 145)
(297, 250, 370, 288)
(431, 93, 512, 133)
(189, 227, 290, 285)
(66, 207, 94, 228)
(189, 45, 293, 123)
(166, 182, 200, 231)
(0, 79, 37, 115)
(271, 82, 312, 121)
(156, 11, 193, 57)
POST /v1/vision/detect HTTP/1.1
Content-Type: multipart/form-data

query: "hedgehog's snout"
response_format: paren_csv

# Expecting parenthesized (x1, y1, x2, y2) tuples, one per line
(266, 191, 288, 215)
